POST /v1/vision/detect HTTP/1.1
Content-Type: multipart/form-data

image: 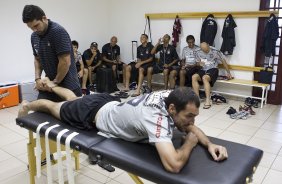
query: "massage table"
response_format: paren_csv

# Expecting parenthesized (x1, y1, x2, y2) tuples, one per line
(16, 112, 263, 184)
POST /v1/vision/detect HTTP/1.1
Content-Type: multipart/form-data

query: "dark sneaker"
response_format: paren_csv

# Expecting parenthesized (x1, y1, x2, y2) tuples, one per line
(129, 82, 137, 90)
(226, 106, 237, 115)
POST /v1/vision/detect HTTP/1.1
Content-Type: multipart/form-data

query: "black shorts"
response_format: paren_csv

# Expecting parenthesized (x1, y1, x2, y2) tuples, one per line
(183, 67, 199, 87)
(60, 93, 120, 130)
(196, 68, 219, 87)
(131, 62, 153, 76)
(153, 65, 180, 74)
(103, 62, 123, 71)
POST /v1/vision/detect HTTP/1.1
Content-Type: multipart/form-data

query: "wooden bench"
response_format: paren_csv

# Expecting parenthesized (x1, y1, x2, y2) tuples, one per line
(215, 64, 270, 108)
(151, 64, 270, 108)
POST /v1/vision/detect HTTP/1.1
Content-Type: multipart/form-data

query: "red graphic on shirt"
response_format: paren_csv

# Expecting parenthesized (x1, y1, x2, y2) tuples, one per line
(155, 114, 163, 138)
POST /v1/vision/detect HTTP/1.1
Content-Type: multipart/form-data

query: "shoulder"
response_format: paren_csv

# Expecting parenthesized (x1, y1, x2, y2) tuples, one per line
(49, 20, 67, 34)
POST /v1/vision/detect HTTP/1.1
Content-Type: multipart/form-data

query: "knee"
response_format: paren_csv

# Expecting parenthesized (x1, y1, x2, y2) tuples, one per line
(192, 74, 199, 81)
(163, 69, 169, 76)
(126, 65, 132, 72)
(202, 75, 211, 82)
(84, 68, 88, 75)
(139, 68, 144, 73)
(147, 67, 153, 74)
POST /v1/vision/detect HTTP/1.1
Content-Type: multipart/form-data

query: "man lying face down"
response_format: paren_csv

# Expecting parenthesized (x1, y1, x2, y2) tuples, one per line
(18, 77, 228, 173)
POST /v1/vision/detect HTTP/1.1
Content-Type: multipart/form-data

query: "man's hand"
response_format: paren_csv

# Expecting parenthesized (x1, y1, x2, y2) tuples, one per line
(78, 71, 83, 78)
(183, 132, 198, 147)
(207, 143, 228, 161)
(41, 77, 57, 92)
(35, 79, 45, 91)
(135, 61, 142, 69)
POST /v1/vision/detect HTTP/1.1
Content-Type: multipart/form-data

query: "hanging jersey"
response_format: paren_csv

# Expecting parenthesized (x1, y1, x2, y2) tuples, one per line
(96, 90, 175, 143)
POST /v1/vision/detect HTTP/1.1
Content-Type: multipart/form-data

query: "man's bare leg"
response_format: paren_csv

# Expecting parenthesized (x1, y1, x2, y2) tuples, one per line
(163, 69, 169, 90)
(42, 77, 79, 101)
(124, 65, 132, 91)
(82, 68, 88, 89)
(169, 70, 177, 89)
(202, 75, 212, 107)
(147, 67, 153, 90)
(179, 69, 186, 87)
(192, 74, 201, 97)
(18, 99, 63, 119)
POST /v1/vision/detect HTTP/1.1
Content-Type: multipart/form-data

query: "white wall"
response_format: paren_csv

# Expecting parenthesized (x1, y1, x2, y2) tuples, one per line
(0, 0, 109, 84)
(0, 0, 261, 96)
(108, 0, 260, 95)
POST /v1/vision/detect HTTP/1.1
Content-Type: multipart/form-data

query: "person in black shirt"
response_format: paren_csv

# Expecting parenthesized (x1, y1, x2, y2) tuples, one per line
(82, 42, 102, 89)
(151, 34, 179, 89)
(124, 34, 154, 96)
(102, 36, 126, 84)
(22, 5, 82, 101)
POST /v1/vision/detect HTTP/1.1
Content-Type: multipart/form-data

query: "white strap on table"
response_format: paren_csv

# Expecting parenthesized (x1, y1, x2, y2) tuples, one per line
(35, 121, 49, 178)
(65, 132, 79, 184)
(45, 124, 60, 184)
(56, 129, 69, 184)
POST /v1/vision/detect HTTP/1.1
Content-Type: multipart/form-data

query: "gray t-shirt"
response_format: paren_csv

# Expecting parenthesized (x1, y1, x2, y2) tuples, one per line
(96, 90, 175, 143)
(181, 45, 200, 66)
(195, 47, 225, 71)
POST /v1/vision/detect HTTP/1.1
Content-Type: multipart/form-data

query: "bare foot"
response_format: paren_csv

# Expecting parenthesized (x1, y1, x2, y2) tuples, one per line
(18, 100, 29, 117)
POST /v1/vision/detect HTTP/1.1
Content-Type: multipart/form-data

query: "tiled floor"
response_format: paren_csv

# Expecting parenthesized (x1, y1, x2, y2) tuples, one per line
(1, 96, 282, 183)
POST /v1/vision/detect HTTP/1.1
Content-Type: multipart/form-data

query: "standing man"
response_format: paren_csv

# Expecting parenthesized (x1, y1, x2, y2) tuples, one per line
(151, 34, 179, 90)
(179, 35, 200, 87)
(124, 34, 154, 96)
(102, 36, 126, 85)
(22, 5, 82, 101)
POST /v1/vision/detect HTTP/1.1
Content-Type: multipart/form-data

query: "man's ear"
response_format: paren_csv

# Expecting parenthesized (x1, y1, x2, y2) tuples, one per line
(168, 104, 176, 115)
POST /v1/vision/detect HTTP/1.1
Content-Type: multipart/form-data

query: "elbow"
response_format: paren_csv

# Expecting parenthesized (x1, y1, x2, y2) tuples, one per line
(165, 164, 182, 173)
(164, 162, 183, 173)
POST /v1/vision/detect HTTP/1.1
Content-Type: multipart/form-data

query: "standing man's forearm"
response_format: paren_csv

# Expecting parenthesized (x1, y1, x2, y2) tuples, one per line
(34, 57, 42, 79)
(55, 53, 71, 84)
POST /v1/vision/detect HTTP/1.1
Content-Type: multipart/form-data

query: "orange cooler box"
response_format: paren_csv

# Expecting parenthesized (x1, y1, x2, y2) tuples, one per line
(0, 83, 19, 109)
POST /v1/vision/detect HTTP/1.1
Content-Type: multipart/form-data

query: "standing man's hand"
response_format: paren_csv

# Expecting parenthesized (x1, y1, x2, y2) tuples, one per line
(35, 79, 46, 91)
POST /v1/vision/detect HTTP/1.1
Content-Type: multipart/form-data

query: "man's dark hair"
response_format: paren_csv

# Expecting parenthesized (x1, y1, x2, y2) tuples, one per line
(165, 87, 200, 112)
(72, 40, 79, 47)
(22, 5, 45, 23)
(141, 34, 149, 39)
(186, 35, 195, 42)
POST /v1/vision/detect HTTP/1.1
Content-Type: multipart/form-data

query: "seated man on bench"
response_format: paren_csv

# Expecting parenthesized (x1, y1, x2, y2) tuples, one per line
(192, 42, 232, 109)
(18, 78, 228, 173)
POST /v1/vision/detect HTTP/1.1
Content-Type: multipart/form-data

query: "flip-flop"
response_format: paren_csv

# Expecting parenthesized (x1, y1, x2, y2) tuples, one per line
(122, 89, 130, 92)
(131, 93, 140, 97)
(203, 104, 211, 109)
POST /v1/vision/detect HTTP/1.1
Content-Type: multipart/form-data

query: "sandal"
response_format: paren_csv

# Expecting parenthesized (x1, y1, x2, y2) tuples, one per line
(203, 104, 211, 109)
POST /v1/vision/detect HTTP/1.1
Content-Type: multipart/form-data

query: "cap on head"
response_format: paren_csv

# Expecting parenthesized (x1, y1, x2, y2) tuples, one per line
(90, 42, 98, 48)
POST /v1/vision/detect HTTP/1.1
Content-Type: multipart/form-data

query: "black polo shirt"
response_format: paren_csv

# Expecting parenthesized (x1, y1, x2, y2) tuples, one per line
(156, 44, 179, 67)
(102, 43, 120, 60)
(137, 43, 154, 61)
(82, 49, 101, 67)
(31, 20, 81, 92)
